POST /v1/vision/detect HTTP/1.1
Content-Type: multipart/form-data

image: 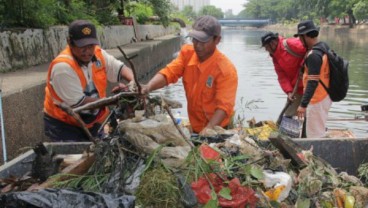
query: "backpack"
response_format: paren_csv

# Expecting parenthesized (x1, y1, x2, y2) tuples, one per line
(312, 44, 349, 102)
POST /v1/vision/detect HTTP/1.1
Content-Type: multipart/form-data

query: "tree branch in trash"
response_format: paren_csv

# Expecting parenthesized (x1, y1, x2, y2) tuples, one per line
(54, 101, 97, 144)
(73, 92, 139, 113)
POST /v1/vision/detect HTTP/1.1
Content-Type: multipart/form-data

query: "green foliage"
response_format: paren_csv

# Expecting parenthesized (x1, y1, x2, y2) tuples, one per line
(126, 2, 154, 24)
(219, 187, 232, 200)
(2, 0, 58, 28)
(237, 9, 251, 19)
(136, 165, 180, 207)
(54, 0, 96, 25)
(143, 0, 172, 27)
(357, 162, 368, 184)
(3, 0, 366, 29)
(88, 1, 120, 25)
(242, 0, 368, 23)
(0, 0, 174, 29)
(181, 5, 197, 21)
(199, 5, 224, 19)
(353, 1, 368, 21)
(170, 13, 193, 26)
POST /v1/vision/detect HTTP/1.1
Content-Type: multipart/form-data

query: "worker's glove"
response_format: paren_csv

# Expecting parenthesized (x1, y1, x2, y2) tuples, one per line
(127, 80, 137, 92)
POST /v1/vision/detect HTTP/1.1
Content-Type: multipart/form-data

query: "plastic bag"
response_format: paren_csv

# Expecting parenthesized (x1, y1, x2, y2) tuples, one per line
(279, 116, 303, 138)
(0, 188, 135, 208)
(191, 173, 258, 208)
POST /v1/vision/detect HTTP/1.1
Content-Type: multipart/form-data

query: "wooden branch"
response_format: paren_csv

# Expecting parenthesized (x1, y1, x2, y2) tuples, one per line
(117, 46, 142, 95)
(73, 92, 139, 113)
(269, 135, 307, 169)
(162, 100, 194, 148)
(55, 101, 97, 144)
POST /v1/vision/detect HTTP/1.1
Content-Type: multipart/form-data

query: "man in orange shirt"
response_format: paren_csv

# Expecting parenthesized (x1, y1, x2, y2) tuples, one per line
(141, 15, 238, 135)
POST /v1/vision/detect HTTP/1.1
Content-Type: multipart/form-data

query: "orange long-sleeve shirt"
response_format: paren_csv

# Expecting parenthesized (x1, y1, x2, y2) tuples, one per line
(159, 44, 238, 133)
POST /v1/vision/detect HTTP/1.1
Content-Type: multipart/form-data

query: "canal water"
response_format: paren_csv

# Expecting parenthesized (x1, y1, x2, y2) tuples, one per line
(154, 29, 368, 137)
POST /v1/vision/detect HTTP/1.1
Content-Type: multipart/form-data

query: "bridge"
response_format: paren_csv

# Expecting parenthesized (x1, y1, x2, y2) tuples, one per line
(218, 19, 270, 27)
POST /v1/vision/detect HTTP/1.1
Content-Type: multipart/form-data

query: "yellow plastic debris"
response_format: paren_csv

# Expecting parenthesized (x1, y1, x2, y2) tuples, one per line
(245, 124, 275, 140)
(264, 185, 286, 201)
(344, 195, 355, 208)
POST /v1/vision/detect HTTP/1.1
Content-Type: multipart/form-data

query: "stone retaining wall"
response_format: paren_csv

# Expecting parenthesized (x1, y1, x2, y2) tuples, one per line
(0, 25, 176, 73)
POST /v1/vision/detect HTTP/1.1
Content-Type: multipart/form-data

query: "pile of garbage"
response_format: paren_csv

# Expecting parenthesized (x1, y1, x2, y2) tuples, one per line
(1, 103, 368, 207)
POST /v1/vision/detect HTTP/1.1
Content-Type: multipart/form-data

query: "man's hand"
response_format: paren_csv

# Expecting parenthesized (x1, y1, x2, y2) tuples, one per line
(111, 82, 129, 93)
(111, 81, 137, 94)
(287, 92, 296, 102)
(199, 126, 217, 137)
(140, 84, 150, 94)
(297, 106, 306, 120)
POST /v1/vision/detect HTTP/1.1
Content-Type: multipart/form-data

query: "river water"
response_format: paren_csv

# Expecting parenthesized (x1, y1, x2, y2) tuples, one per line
(154, 29, 368, 137)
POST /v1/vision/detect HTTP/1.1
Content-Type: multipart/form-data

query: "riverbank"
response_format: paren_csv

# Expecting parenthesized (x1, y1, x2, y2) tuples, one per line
(262, 23, 368, 38)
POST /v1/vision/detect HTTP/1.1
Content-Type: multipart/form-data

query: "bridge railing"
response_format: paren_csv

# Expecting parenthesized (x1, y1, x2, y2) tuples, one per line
(218, 19, 271, 27)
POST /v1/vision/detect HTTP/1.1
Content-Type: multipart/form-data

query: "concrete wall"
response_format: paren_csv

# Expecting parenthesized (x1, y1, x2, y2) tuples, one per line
(0, 25, 176, 73)
(0, 25, 181, 164)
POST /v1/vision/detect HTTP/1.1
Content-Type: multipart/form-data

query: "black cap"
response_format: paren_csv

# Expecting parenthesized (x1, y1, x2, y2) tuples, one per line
(261, 31, 278, 46)
(68, 20, 99, 47)
(294, 20, 320, 37)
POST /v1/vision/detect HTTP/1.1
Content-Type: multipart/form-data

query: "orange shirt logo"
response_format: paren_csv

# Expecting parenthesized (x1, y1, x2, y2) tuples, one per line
(206, 76, 213, 88)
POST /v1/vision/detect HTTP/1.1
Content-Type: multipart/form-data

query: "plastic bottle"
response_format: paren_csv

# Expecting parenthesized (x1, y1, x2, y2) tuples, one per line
(175, 111, 182, 125)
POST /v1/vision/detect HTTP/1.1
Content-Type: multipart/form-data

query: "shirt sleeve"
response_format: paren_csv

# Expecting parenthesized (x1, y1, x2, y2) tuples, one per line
(214, 63, 238, 116)
(102, 49, 124, 83)
(50, 63, 85, 106)
(300, 51, 323, 107)
(159, 47, 186, 84)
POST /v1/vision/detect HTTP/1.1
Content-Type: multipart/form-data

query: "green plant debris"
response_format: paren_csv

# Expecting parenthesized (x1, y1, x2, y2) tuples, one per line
(135, 165, 180, 208)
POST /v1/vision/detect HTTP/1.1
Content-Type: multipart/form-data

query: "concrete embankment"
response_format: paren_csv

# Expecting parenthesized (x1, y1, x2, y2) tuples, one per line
(263, 23, 368, 38)
(0, 24, 182, 164)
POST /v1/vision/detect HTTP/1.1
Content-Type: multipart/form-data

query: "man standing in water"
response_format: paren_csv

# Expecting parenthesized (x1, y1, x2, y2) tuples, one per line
(141, 15, 238, 135)
(261, 31, 306, 117)
(294, 20, 332, 138)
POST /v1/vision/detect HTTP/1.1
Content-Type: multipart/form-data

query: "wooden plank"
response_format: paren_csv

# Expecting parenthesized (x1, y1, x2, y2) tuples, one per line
(27, 153, 95, 191)
(55, 154, 84, 169)
(269, 135, 307, 169)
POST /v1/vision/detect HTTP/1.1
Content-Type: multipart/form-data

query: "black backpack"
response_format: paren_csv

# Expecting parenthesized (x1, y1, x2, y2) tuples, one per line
(312, 44, 349, 102)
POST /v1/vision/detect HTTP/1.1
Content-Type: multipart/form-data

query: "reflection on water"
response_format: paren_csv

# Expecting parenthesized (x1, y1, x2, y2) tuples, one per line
(155, 29, 368, 137)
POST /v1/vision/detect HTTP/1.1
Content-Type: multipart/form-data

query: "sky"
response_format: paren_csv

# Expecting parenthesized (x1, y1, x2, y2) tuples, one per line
(210, 0, 247, 15)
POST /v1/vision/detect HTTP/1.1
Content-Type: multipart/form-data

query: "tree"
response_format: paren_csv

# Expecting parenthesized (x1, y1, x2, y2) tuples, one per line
(142, 0, 172, 26)
(2, 0, 58, 28)
(353, 0, 368, 23)
(198, 5, 224, 19)
(182, 5, 197, 20)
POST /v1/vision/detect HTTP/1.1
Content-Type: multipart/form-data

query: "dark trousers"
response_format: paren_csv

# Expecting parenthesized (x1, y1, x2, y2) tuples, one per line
(44, 113, 101, 142)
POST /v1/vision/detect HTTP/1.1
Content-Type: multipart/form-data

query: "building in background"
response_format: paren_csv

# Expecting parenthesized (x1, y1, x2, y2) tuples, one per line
(170, 0, 210, 12)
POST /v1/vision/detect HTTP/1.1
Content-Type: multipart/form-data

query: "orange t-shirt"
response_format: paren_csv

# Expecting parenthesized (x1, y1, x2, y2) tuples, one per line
(159, 44, 238, 133)
(303, 53, 330, 104)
